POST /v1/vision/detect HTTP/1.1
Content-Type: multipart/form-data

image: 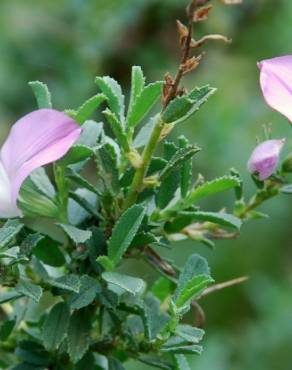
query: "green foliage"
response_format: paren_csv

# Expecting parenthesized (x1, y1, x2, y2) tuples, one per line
(162, 86, 216, 125)
(67, 310, 91, 363)
(75, 94, 107, 124)
(174, 254, 213, 308)
(95, 76, 125, 122)
(42, 302, 71, 351)
(0, 220, 23, 249)
(28, 81, 52, 109)
(16, 280, 43, 303)
(126, 81, 163, 129)
(1, 53, 285, 370)
(101, 204, 146, 268)
(102, 272, 146, 295)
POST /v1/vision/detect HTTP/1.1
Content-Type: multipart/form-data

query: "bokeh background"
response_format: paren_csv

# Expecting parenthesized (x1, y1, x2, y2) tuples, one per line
(0, 0, 292, 369)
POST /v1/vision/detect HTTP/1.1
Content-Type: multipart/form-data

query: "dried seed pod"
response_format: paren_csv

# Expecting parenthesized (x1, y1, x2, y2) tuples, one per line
(191, 34, 232, 48)
(176, 20, 189, 47)
(219, 0, 242, 4)
(193, 5, 213, 22)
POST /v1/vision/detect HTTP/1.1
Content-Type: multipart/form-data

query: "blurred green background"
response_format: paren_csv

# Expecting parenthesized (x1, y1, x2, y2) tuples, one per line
(1, 0, 292, 369)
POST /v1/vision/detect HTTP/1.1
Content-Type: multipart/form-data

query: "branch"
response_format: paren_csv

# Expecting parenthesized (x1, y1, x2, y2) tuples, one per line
(163, 1, 198, 108)
(198, 276, 248, 299)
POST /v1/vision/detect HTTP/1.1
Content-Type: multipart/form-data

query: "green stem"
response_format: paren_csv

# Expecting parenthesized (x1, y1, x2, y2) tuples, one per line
(236, 184, 280, 219)
(53, 164, 69, 223)
(123, 116, 165, 210)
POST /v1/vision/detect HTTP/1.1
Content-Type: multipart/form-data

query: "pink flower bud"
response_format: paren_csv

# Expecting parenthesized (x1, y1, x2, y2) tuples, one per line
(258, 56, 292, 122)
(247, 139, 285, 180)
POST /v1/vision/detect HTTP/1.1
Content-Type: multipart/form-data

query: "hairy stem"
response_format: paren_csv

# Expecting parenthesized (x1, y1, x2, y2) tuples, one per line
(123, 116, 164, 210)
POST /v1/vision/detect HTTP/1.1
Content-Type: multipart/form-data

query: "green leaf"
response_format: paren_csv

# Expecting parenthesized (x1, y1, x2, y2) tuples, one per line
(0, 290, 22, 304)
(151, 277, 175, 302)
(162, 344, 202, 355)
(143, 294, 169, 340)
(126, 81, 162, 129)
(179, 136, 192, 198)
(107, 204, 146, 266)
(138, 356, 174, 370)
(58, 224, 92, 244)
(95, 76, 125, 122)
(15, 341, 50, 366)
(133, 114, 157, 148)
(75, 94, 107, 124)
(48, 274, 80, 293)
(156, 171, 180, 209)
(156, 142, 181, 209)
(32, 236, 65, 267)
(0, 320, 15, 341)
(103, 108, 129, 151)
(174, 254, 213, 308)
(42, 302, 70, 351)
(0, 220, 23, 249)
(66, 168, 100, 195)
(97, 142, 120, 194)
(163, 176, 240, 216)
(67, 310, 91, 363)
(58, 145, 93, 167)
(76, 120, 103, 148)
(175, 324, 204, 344)
(159, 146, 200, 182)
(19, 177, 59, 218)
(174, 355, 191, 370)
(128, 66, 145, 116)
(280, 184, 292, 194)
(162, 85, 216, 125)
(68, 189, 99, 225)
(75, 352, 96, 370)
(165, 211, 242, 233)
(108, 357, 126, 370)
(186, 176, 240, 204)
(29, 81, 52, 109)
(16, 280, 43, 303)
(68, 275, 101, 309)
(102, 272, 146, 295)
(30, 168, 56, 199)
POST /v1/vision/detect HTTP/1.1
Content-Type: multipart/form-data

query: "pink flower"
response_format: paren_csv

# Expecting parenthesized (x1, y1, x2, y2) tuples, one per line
(258, 56, 292, 122)
(247, 139, 285, 181)
(0, 109, 81, 218)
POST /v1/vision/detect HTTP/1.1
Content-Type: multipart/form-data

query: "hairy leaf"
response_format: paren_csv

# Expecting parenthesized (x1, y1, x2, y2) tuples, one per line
(107, 204, 146, 266)
(29, 81, 52, 109)
(16, 280, 43, 303)
(127, 81, 162, 128)
(75, 93, 107, 124)
(102, 272, 146, 295)
(128, 66, 145, 116)
(0, 220, 23, 250)
(42, 302, 70, 351)
(174, 254, 213, 307)
(67, 310, 91, 363)
(58, 224, 92, 244)
(162, 85, 216, 125)
(95, 76, 125, 122)
(103, 108, 129, 151)
(68, 275, 101, 309)
(165, 211, 242, 233)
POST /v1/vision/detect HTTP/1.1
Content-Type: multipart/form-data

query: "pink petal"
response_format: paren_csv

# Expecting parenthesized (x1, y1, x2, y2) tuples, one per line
(247, 139, 285, 180)
(0, 109, 81, 207)
(258, 56, 292, 122)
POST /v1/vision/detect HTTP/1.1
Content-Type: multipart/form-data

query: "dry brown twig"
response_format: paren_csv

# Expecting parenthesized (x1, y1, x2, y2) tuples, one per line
(162, 0, 241, 108)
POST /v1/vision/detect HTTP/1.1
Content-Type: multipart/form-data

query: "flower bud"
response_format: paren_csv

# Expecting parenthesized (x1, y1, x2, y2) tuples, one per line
(247, 139, 285, 180)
